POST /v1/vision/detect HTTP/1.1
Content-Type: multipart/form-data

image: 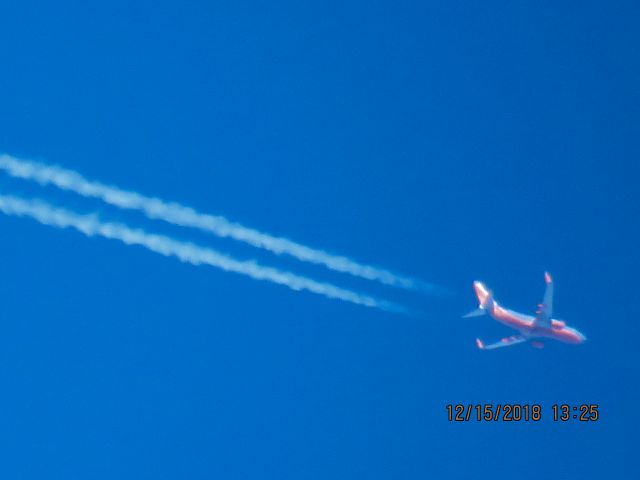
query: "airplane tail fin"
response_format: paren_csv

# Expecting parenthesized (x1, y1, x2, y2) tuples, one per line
(462, 281, 495, 318)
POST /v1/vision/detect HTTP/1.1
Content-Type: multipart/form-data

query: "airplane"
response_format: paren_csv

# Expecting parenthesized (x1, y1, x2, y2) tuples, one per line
(463, 272, 586, 350)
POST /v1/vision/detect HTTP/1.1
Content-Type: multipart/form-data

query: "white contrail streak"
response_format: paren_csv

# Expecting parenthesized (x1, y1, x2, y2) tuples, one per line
(0, 154, 436, 293)
(0, 194, 409, 314)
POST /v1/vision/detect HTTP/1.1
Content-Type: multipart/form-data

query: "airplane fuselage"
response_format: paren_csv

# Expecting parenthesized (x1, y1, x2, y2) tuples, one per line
(489, 304, 586, 344)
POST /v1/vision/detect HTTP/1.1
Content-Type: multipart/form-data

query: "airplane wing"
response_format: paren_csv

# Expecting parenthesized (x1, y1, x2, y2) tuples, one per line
(476, 335, 527, 350)
(534, 271, 553, 327)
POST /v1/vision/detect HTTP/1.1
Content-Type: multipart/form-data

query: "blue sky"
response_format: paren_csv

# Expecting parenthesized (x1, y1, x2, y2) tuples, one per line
(0, 1, 638, 478)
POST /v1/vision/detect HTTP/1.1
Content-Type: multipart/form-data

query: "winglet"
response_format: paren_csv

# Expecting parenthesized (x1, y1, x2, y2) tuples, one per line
(544, 271, 552, 284)
(475, 338, 485, 350)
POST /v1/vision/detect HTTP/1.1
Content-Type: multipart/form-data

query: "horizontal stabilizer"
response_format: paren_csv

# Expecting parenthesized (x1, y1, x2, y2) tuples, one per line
(463, 308, 486, 318)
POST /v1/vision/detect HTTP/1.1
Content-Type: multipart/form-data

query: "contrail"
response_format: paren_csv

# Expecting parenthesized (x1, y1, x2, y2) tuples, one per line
(0, 154, 437, 293)
(0, 194, 410, 314)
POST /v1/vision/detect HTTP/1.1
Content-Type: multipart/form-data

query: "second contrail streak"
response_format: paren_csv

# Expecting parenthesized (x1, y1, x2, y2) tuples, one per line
(0, 194, 409, 314)
(0, 154, 436, 293)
